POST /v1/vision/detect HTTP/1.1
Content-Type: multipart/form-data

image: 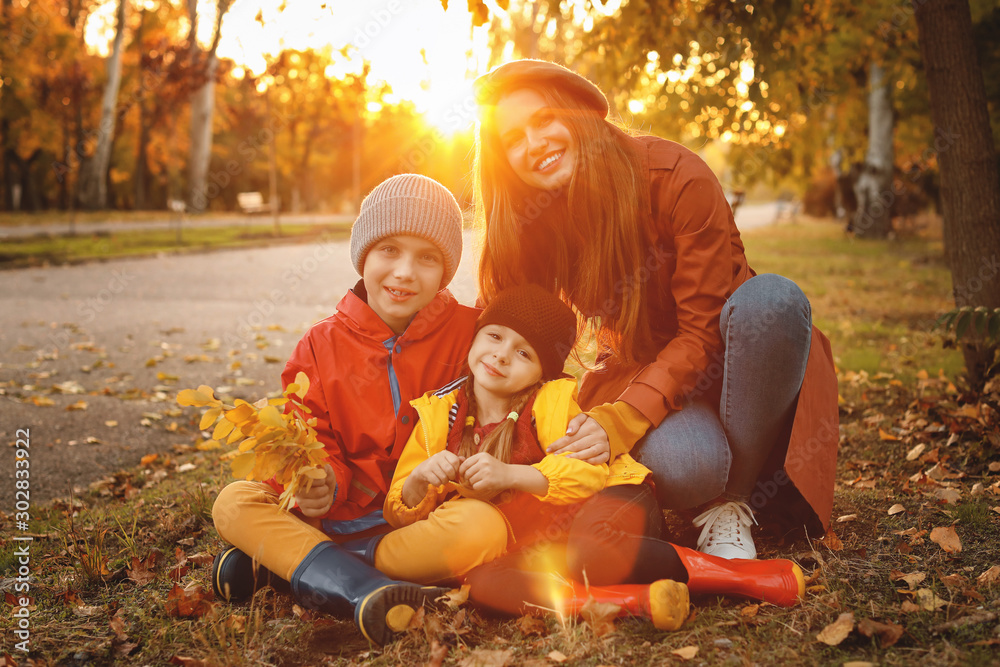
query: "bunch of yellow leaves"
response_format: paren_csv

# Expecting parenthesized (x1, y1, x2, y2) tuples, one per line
(176, 372, 328, 510)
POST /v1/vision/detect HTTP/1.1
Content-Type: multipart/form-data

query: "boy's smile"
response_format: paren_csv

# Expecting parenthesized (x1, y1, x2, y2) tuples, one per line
(363, 235, 445, 335)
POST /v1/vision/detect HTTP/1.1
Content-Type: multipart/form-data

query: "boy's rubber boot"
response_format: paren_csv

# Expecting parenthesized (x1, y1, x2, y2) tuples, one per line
(337, 534, 386, 566)
(212, 545, 289, 602)
(561, 579, 689, 631)
(672, 545, 805, 607)
(291, 541, 448, 646)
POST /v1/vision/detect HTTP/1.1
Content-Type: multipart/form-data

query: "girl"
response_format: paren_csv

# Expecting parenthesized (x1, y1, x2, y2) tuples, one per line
(375, 284, 803, 632)
(471, 60, 840, 559)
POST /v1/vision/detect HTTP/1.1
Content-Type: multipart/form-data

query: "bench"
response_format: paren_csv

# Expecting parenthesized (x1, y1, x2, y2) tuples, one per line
(237, 192, 271, 215)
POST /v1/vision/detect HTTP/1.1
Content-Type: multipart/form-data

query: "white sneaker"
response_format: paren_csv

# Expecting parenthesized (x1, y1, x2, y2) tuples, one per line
(692, 501, 758, 559)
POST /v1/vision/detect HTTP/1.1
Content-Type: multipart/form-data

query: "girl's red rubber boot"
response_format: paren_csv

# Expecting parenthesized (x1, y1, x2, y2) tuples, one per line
(560, 579, 690, 631)
(672, 545, 805, 607)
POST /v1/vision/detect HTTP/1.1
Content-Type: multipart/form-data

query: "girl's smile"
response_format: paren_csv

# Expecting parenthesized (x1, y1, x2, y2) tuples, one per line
(468, 324, 543, 400)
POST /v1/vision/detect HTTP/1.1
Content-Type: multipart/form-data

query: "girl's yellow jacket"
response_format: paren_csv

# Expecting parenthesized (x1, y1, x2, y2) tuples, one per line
(384, 378, 651, 528)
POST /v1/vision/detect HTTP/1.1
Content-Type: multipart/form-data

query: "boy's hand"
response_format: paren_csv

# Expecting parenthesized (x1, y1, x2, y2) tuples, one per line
(458, 453, 513, 499)
(403, 451, 462, 507)
(546, 414, 610, 464)
(295, 463, 336, 517)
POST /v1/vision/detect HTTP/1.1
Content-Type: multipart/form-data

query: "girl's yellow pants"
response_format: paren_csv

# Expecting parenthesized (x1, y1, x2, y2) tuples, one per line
(212, 481, 507, 584)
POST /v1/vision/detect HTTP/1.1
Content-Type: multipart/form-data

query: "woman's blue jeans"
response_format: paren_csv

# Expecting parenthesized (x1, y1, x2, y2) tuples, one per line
(632, 274, 812, 511)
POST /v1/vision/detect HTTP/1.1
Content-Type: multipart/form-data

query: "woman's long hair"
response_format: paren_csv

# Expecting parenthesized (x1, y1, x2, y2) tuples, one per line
(458, 374, 541, 463)
(475, 84, 655, 365)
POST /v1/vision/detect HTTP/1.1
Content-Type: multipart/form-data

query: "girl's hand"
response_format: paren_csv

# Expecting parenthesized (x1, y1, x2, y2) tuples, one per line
(295, 463, 336, 517)
(545, 414, 611, 464)
(458, 453, 513, 499)
(415, 450, 464, 486)
(403, 451, 463, 507)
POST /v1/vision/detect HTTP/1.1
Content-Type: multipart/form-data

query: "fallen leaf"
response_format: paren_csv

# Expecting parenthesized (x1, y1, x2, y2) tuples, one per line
(671, 646, 699, 660)
(169, 658, 208, 667)
(879, 428, 899, 441)
(165, 584, 214, 618)
(837, 514, 858, 523)
(930, 526, 962, 553)
(816, 612, 854, 646)
(458, 649, 513, 667)
(109, 613, 129, 642)
(516, 615, 548, 636)
(140, 453, 159, 466)
(914, 588, 949, 611)
(580, 598, 620, 637)
(971, 483, 985, 497)
(741, 604, 759, 617)
(440, 585, 470, 609)
(890, 570, 926, 590)
(977, 565, 1000, 585)
(73, 604, 103, 616)
(105, 420, 118, 427)
(29, 395, 55, 407)
(547, 651, 568, 663)
(427, 641, 449, 667)
(127, 556, 157, 586)
(901, 600, 922, 613)
(857, 618, 903, 647)
(888, 504, 906, 515)
(67, 400, 88, 411)
(906, 443, 926, 461)
(989, 462, 1000, 473)
(819, 528, 843, 551)
(187, 552, 215, 567)
(931, 488, 962, 504)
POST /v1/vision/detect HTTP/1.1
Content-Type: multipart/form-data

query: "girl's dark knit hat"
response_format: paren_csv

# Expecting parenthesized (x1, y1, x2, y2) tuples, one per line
(473, 59, 609, 119)
(476, 284, 578, 381)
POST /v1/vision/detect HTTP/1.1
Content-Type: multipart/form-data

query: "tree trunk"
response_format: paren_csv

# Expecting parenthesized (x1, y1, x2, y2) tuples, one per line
(77, 0, 126, 210)
(852, 61, 895, 239)
(185, 0, 231, 211)
(0, 0, 13, 211)
(134, 7, 149, 210)
(187, 53, 217, 211)
(914, 0, 1000, 389)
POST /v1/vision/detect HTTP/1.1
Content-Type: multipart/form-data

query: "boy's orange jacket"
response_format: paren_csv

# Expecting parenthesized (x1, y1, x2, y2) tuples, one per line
(268, 281, 479, 522)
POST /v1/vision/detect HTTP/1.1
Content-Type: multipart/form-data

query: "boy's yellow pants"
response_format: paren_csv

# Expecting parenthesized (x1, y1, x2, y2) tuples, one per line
(212, 481, 507, 584)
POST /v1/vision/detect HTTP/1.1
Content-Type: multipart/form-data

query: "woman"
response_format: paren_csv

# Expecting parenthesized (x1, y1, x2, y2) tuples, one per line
(472, 59, 839, 560)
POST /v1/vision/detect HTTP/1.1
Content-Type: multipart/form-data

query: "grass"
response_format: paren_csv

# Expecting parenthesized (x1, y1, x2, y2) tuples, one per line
(0, 210, 253, 227)
(0, 222, 352, 268)
(2, 216, 998, 665)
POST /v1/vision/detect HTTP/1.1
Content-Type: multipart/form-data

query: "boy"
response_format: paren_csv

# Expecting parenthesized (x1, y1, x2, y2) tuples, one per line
(211, 174, 479, 645)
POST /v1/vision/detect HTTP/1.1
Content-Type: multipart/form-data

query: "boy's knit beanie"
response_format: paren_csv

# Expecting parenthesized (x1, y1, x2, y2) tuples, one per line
(477, 283, 578, 381)
(350, 174, 464, 287)
(474, 59, 609, 119)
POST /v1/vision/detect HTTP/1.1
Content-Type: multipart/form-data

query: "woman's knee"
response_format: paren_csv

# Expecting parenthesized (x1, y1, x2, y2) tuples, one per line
(634, 405, 730, 510)
(725, 274, 811, 335)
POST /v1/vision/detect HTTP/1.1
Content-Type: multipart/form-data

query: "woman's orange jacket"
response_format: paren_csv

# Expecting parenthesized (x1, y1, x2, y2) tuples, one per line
(576, 135, 840, 532)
